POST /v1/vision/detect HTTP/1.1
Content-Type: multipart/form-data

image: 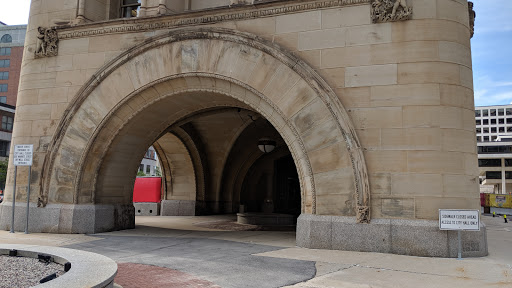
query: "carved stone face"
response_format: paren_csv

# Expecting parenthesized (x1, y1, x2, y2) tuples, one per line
(38, 27, 45, 34)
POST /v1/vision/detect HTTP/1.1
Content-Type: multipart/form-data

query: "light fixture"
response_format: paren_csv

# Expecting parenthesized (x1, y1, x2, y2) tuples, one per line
(258, 138, 276, 153)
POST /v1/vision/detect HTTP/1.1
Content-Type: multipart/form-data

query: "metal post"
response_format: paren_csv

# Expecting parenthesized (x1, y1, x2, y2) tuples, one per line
(25, 166, 31, 234)
(10, 165, 17, 233)
(457, 230, 462, 260)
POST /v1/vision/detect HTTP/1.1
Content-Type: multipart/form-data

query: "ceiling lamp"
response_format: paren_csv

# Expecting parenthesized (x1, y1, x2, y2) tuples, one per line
(258, 138, 276, 153)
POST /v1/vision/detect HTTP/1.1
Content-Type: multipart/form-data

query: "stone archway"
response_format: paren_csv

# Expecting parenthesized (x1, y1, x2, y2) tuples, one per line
(153, 132, 197, 216)
(38, 27, 370, 233)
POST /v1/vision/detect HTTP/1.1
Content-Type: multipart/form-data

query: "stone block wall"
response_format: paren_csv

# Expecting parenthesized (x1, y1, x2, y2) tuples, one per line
(5, 0, 478, 223)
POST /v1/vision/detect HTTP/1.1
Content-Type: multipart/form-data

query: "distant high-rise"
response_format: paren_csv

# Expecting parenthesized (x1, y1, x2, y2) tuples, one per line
(0, 23, 24, 160)
(0, 24, 26, 106)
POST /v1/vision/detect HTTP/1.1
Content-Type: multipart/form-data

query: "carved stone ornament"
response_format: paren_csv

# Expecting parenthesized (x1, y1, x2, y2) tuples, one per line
(468, 1, 476, 38)
(371, 0, 412, 23)
(35, 27, 59, 58)
(357, 206, 370, 224)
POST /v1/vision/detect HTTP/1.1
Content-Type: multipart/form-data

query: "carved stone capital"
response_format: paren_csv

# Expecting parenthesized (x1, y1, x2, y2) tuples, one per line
(371, 0, 412, 23)
(357, 206, 370, 223)
(468, 1, 475, 38)
(35, 27, 59, 58)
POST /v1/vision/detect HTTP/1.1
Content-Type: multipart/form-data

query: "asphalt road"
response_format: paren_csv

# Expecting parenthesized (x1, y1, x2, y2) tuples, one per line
(482, 214, 512, 263)
(66, 235, 316, 288)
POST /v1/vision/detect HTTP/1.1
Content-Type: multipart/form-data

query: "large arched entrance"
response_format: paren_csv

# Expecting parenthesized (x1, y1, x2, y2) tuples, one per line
(37, 28, 369, 233)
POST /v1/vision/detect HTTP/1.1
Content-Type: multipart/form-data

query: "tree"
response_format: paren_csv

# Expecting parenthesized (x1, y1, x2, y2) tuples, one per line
(0, 159, 7, 190)
(155, 166, 161, 177)
(136, 170, 146, 177)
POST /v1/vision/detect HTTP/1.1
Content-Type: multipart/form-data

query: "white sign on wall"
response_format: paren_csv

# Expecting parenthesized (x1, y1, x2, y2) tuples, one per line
(439, 209, 480, 231)
(13, 144, 33, 166)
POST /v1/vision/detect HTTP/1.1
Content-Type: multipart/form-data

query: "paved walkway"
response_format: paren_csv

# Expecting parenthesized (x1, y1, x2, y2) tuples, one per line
(0, 214, 510, 287)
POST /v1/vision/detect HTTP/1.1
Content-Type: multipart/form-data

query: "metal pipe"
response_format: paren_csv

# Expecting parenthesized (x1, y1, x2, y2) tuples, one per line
(25, 166, 31, 234)
(10, 166, 17, 233)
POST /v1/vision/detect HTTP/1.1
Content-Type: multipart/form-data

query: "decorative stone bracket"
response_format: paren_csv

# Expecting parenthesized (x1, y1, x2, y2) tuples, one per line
(357, 206, 370, 223)
(371, 0, 412, 23)
(35, 27, 59, 58)
(468, 1, 475, 38)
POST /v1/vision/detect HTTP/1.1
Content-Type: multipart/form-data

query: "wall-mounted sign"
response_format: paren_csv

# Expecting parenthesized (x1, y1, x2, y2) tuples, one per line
(439, 209, 480, 231)
(13, 144, 33, 166)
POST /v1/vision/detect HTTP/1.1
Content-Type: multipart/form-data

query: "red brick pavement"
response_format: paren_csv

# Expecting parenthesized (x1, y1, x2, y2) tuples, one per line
(114, 263, 221, 288)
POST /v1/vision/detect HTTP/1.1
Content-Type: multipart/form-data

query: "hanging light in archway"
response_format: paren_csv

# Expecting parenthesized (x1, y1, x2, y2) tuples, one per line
(258, 138, 276, 153)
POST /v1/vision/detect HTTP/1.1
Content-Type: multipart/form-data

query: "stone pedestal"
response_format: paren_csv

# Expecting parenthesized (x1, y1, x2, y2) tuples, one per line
(296, 214, 488, 258)
(0, 202, 135, 234)
(134, 202, 160, 216)
(237, 212, 296, 226)
(160, 200, 195, 216)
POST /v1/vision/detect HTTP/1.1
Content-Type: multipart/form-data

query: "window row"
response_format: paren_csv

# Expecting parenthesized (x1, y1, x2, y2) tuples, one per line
(0, 72, 8, 80)
(478, 145, 512, 154)
(0, 48, 10, 56)
(476, 118, 512, 125)
(479, 159, 512, 167)
(0, 60, 9, 68)
(485, 171, 512, 180)
(476, 127, 512, 134)
(138, 164, 158, 175)
(476, 108, 512, 117)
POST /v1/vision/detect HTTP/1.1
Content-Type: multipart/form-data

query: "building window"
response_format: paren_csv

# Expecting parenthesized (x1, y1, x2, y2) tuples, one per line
(0, 84, 7, 92)
(499, 127, 505, 133)
(476, 128, 481, 133)
(0, 47, 10, 56)
(478, 159, 501, 167)
(0, 141, 9, 157)
(146, 164, 151, 174)
(139, 164, 144, 172)
(491, 119, 497, 125)
(482, 109, 488, 117)
(483, 119, 489, 125)
(0, 59, 9, 68)
(486, 171, 501, 179)
(490, 109, 496, 116)
(121, 0, 141, 18)
(491, 127, 497, 133)
(476, 119, 481, 125)
(0, 97, 5, 104)
(475, 110, 481, 117)
(499, 118, 505, 124)
(2, 116, 13, 131)
(0, 34, 12, 43)
(0, 72, 8, 80)
(498, 109, 504, 116)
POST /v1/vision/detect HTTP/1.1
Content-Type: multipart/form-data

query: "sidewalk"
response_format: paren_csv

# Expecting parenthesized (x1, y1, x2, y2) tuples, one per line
(0, 214, 510, 287)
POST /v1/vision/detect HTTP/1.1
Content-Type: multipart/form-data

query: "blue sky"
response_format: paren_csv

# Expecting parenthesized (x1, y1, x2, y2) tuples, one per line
(1, 0, 510, 107)
(471, 0, 512, 107)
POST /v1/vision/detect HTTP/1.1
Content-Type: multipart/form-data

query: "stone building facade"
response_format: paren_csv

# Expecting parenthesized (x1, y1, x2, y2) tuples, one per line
(0, 0, 486, 257)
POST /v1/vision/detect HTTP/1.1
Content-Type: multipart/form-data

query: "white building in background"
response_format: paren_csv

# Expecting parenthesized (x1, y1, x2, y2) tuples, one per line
(138, 146, 160, 177)
(476, 105, 512, 195)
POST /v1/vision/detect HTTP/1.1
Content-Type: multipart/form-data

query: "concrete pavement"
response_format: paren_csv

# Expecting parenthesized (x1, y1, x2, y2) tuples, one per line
(0, 214, 510, 287)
